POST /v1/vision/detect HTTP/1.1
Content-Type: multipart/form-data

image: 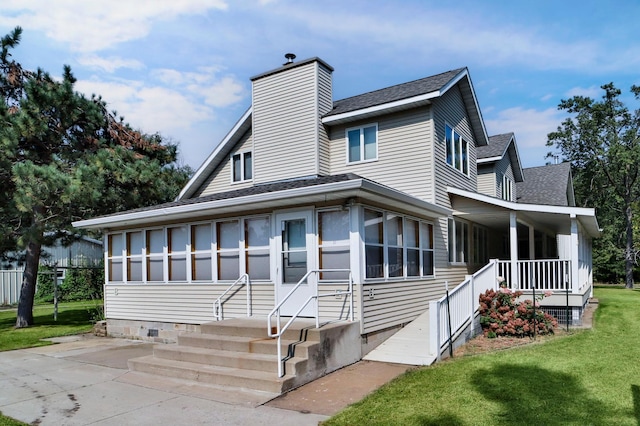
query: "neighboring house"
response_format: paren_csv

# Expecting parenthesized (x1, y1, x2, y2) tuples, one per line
(0, 236, 103, 305)
(73, 57, 599, 367)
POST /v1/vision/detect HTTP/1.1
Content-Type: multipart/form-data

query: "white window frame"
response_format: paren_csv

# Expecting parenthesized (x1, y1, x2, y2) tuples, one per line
(445, 123, 469, 176)
(231, 151, 252, 183)
(346, 123, 378, 164)
(145, 227, 165, 282)
(243, 216, 271, 281)
(106, 233, 124, 283)
(502, 174, 514, 201)
(363, 207, 436, 280)
(190, 222, 214, 282)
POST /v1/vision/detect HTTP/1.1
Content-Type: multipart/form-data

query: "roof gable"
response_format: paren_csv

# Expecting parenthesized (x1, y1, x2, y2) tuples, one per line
(516, 162, 574, 206)
(477, 133, 524, 182)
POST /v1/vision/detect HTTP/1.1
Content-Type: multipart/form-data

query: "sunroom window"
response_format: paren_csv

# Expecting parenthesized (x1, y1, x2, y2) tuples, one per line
(347, 124, 377, 163)
(448, 218, 469, 263)
(318, 210, 350, 280)
(107, 233, 123, 282)
(145, 229, 164, 281)
(244, 217, 270, 280)
(217, 220, 240, 280)
(364, 209, 435, 279)
(126, 231, 143, 281)
(168, 226, 188, 281)
(191, 224, 212, 281)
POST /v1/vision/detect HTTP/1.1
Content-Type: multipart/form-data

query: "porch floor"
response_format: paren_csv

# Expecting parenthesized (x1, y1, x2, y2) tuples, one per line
(363, 309, 436, 366)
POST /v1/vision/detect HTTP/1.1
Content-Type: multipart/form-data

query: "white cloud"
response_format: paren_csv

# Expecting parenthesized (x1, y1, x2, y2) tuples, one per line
(0, 0, 228, 52)
(485, 107, 565, 150)
(565, 85, 603, 99)
(77, 54, 144, 73)
(192, 76, 246, 108)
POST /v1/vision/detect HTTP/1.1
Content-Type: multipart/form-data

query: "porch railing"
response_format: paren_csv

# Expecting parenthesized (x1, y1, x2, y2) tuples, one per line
(497, 259, 571, 291)
(267, 269, 353, 378)
(429, 260, 498, 360)
(213, 274, 251, 321)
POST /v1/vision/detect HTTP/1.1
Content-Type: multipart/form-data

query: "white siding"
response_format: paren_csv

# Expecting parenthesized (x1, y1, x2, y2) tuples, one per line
(105, 283, 276, 324)
(196, 129, 254, 197)
(477, 166, 496, 197)
(253, 61, 331, 183)
(317, 67, 333, 176)
(329, 107, 435, 202)
(495, 156, 515, 199)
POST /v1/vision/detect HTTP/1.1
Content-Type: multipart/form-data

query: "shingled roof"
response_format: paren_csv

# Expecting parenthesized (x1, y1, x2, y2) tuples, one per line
(516, 162, 574, 206)
(478, 133, 513, 159)
(325, 68, 466, 117)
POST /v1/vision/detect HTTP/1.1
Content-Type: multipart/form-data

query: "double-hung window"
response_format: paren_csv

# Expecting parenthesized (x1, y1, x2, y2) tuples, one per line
(445, 124, 469, 175)
(168, 226, 188, 281)
(146, 229, 164, 281)
(244, 217, 270, 280)
(448, 218, 469, 263)
(347, 124, 377, 163)
(232, 151, 252, 182)
(126, 231, 143, 281)
(364, 208, 435, 279)
(318, 210, 350, 280)
(217, 220, 240, 280)
(191, 224, 213, 281)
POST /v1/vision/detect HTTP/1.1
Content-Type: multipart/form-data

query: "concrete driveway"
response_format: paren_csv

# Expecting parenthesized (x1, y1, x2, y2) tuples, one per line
(0, 335, 411, 425)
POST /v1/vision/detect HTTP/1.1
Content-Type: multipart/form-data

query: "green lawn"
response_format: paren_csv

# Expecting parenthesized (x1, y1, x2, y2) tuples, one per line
(0, 301, 97, 352)
(326, 286, 640, 425)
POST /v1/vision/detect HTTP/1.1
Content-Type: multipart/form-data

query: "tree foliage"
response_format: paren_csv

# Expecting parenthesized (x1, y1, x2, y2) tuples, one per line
(0, 27, 193, 326)
(547, 83, 640, 288)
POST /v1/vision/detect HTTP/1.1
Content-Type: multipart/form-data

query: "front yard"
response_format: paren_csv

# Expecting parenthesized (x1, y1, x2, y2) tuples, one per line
(326, 286, 640, 425)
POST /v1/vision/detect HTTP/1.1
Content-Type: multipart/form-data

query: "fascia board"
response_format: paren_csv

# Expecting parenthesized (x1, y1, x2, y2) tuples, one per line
(447, 186, 597, 217)
(177, 108, 252, 200)
(321, 92, 438, 125)
(476, 156, 502, 164)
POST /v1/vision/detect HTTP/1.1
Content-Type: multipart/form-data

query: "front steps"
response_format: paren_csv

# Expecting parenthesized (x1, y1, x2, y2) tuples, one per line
(128, 317, 361, 397)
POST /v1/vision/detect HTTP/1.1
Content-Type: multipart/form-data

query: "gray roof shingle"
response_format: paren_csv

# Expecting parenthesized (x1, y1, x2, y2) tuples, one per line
(478, 133, 513, 159)
(516, 163, 572, 206)
(325, 68, 466, 117)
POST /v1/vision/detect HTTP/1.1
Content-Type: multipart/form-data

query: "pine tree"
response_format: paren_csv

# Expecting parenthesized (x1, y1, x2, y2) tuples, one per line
(0, 27, 192, 327)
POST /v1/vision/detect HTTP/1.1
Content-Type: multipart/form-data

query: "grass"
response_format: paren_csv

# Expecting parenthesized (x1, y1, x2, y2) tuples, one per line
(0, 413, 26, 426)
(0, 301, 97, 352)
(325, 286, 640, 425)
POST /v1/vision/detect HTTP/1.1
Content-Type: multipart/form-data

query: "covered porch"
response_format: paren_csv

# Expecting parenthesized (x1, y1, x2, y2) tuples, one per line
(448, 187, 600, 305)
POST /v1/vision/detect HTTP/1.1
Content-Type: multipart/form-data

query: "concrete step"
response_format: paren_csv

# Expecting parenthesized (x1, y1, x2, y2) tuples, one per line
(200, 317, 319, 340)
(128, 355, 297, 394)
(152, 344, 309, 374)
(178, 332, 315, 357)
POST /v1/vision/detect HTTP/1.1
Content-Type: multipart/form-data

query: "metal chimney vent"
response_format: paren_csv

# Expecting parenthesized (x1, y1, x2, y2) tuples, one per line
(284, 53, 296, 65)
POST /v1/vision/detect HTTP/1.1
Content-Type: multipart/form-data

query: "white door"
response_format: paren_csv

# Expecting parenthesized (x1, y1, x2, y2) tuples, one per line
(275, 210, 316, 317)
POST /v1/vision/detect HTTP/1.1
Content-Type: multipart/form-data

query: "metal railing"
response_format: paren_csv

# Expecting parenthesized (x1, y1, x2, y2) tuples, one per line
(213, 274, 251, 321)
(497, 259, 571, 291)
(429, 260, 498, 359)
(267, 269, 353, 378)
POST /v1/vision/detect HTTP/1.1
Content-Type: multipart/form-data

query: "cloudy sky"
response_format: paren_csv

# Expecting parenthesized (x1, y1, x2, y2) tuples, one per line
(1, 0, 638, 170)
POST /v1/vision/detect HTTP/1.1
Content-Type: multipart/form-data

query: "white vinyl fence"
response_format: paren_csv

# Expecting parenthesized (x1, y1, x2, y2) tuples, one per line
(0, 268, 23, 305)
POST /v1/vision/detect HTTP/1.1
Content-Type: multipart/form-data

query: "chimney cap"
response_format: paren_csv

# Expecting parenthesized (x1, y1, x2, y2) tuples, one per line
(284, 53, 296, 65)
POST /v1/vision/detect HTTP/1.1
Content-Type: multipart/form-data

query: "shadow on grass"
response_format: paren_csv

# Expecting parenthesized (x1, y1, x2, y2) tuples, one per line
(632, 384, 640, 425)
(0, 308, 92, 328)
(471, 364, 606, 425)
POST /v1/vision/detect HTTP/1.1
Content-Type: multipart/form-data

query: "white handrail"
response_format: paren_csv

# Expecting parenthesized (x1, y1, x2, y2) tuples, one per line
(267, 269, 353, 378)
(213, 274, 251, 321)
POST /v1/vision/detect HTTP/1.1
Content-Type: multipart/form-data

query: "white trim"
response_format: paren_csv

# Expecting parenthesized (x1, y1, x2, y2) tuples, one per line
(476, 156, 502, 164)
(322, 92, 439, 125)
(230, 150, 253, 184)
(178, 108, 252, 200)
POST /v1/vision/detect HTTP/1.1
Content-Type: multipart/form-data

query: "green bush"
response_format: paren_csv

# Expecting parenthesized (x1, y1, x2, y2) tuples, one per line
(35, 265, 104, 303)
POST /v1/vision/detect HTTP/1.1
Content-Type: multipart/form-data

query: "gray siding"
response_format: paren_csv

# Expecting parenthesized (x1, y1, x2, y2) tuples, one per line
(253, 61, 331, 183)
(433, 85, 478, 210)
(328, 107, 435, 202)
(495, 155, 515, 200)
(196, 129, 254, 197)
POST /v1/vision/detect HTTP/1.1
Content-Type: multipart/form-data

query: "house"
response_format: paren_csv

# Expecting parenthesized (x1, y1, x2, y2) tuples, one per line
(73, 56, 599, 393)
(0, 235, 103, 305)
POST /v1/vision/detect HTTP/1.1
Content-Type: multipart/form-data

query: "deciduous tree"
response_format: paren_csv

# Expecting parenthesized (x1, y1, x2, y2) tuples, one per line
(547, 83, 640, 288)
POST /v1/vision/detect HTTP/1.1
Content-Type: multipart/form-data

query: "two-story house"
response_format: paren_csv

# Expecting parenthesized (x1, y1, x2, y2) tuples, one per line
(73, 56, 599, 396)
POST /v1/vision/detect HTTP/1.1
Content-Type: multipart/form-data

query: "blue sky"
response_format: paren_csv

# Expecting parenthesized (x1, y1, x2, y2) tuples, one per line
(1, 0, 639, 170)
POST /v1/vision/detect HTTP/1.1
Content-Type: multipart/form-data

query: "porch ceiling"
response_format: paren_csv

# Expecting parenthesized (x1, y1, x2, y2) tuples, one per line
(447, 187, 600, 237)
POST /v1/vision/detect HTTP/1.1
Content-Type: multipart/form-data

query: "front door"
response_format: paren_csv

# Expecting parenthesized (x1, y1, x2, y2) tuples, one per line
(275, 210, 316, 317)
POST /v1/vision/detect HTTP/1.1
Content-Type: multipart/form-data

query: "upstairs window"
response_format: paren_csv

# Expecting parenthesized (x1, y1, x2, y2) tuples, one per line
(502, 174, 514, 201)
(445, 124, 469, 175)
(347, 124, 377, 163)
(232, 151, 252, 182)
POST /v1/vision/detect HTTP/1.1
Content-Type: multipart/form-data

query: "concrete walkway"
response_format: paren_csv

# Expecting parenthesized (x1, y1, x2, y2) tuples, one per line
(0, 335, 411, 425)
(363, 309, 436, 365)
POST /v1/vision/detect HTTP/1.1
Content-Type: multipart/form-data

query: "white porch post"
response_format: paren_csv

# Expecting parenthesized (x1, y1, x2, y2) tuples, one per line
(510, 212, 518, 289)
(570, 215, 579, 293)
